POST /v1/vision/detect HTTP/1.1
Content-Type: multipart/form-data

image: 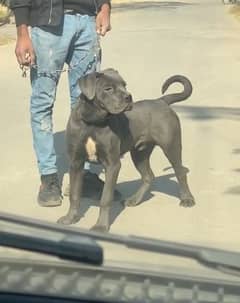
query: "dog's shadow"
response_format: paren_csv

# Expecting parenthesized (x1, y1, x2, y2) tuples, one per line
(54, 131, 180, 227)
(61, 172, 180, 227)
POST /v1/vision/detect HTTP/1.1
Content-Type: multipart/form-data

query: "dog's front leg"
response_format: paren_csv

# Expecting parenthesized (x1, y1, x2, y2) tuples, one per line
(91, 161, 121, 232)
(57, 160, 84, 225)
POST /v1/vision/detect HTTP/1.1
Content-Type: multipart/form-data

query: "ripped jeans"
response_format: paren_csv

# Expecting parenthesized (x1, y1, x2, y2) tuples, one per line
(30, 14, 100, 176)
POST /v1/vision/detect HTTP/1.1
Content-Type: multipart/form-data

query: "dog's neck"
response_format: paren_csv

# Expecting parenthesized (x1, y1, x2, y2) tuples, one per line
(75, 95, 109, 126)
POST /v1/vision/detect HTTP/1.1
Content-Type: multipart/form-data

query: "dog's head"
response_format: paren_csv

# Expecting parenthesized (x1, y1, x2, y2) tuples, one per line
(79, 68, 133, 114)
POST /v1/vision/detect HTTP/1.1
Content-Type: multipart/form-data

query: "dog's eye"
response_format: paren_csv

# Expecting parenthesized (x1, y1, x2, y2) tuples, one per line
(104, 87, 113, 92)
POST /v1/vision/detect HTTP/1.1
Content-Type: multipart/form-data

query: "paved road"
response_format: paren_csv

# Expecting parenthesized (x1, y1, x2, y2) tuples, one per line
(1, 0, 240, 268)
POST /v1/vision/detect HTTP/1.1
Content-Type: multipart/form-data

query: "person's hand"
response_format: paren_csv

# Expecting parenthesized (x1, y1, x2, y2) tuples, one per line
(96, 3, 111, 36)
(15, 25, 35, 66)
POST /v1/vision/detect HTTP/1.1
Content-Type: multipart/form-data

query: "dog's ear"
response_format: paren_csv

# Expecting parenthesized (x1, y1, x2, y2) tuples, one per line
(79, 72, 100, 100)
(102, 68, 126, 85)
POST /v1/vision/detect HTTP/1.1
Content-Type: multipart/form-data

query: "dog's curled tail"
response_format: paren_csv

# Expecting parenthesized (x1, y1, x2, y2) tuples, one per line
(161, 75, 193, 105)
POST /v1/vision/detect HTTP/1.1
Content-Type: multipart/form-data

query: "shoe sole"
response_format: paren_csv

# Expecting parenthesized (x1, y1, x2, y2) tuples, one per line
(38, 198, 62, 207)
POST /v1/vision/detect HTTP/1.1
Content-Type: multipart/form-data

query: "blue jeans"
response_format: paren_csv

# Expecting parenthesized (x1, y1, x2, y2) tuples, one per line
(30, 14, 100, 176)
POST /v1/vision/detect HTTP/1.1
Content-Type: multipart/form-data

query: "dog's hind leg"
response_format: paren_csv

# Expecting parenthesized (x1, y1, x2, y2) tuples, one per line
(162, 137, 195, 207)
(91, 160, 121, 232)
(125, 145, 154, 207)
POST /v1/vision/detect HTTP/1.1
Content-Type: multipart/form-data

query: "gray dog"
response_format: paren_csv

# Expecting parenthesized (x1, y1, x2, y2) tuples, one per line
(58, 69, 195, 232)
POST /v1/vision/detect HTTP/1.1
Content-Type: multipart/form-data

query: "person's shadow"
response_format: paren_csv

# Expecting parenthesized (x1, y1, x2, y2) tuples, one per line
(54, 131, 181, 227)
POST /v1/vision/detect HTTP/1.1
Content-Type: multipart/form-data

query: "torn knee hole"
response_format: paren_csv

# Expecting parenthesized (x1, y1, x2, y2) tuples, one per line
(40, 118, 52, 132)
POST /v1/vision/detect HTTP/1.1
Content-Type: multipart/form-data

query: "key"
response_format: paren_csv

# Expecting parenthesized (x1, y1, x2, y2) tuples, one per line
(20, 65, 27, 78)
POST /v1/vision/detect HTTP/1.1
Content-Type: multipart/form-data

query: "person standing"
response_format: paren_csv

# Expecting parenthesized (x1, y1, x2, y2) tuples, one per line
(10, 0, 111, 206)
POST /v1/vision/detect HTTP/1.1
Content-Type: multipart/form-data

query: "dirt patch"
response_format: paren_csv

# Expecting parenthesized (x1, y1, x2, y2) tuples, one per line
(0, 5, 14, 46)
(0, 36, 14, 46)
(111, 0, 159, 3)
(0, 4, 9, 19)
(229, 5, 240, 21)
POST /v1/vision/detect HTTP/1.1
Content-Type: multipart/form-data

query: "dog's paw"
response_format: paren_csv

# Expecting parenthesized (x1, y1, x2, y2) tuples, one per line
(124, 195, 139, 207)
(57, 213, 81, 225)
(90, 224, 109, 233)
(179, 197, 195, 208)
(124, 200, 137, 207)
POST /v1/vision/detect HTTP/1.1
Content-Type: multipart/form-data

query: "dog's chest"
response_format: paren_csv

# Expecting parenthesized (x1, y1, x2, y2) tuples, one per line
(85, 137, 98, 162)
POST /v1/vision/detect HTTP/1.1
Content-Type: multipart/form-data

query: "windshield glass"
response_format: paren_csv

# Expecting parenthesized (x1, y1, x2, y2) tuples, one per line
(1, 0, 240, 289)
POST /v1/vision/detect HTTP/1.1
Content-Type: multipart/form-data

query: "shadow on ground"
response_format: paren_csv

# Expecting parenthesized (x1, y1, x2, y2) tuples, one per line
(224, 149, 240, 195)
(225, 186, 240, 195)
(117, 173, 179, 201)
(174, 105, 240, 121)
(112, 1, 194, 12)
(233, 148, 240, 154)
(61, 172, 180, 227)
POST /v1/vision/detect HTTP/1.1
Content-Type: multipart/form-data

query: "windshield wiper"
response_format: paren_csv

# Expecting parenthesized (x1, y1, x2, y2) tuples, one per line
(0, 212, 103, 265)
(0, 211, 240, 275)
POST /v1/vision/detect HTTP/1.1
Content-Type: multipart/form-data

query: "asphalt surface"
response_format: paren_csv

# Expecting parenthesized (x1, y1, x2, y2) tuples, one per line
(1, 0, 240, 269)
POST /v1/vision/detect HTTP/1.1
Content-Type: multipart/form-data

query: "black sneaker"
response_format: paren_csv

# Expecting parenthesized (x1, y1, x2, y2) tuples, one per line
(38, 173, 62, 207)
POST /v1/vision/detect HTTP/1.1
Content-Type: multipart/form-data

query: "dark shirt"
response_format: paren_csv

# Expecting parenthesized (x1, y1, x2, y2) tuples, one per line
(64, 0, 98, 16)
(10, 0, 110, 27)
